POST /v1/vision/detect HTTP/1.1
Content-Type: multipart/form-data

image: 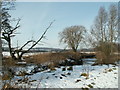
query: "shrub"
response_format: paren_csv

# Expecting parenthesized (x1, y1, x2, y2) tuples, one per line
(81, 73, 89, 78)
(2, 57, 17, 67)
(108, 69, 113, 72)
(112, 68, 116, 70)
(25, 52, 67, 65)
(2, 83, 16, 89)
(2, 74, 11, 80)
(50, 67, 56, 71)
(95, 42, 118, 65)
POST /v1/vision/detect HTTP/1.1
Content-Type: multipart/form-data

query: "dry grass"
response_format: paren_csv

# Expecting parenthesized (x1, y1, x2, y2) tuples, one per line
(25, 51, 81, 65)
(2, 83, 20, 89)
(96, 51, 119, 64)
(2, 74, 11, 80)
(24, 51, 82, 70)
(25, 52, 67, 65)
(95, 42, 119, 65)
(2, 57, 17, 67)
(2, 51, 82, 67)
(81, 73, 89, 78)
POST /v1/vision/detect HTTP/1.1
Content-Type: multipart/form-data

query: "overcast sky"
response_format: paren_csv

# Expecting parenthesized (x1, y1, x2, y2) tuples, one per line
(9, 2, 118, 49)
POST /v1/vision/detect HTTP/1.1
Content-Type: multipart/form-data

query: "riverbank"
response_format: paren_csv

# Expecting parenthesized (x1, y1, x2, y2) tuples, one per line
(8, 64, 118, 88)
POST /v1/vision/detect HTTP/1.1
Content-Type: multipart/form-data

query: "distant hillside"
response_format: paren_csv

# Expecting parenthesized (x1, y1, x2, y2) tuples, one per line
(2, 47, 66, 53)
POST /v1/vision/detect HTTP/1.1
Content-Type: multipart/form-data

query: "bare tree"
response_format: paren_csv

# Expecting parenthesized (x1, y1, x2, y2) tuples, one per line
(2, 19, 54, 60)
(108, 4, 118, 43)
(1, 0, 55, 61)
(90, 6, 108, 44)
(59, 25, 86, 52)
(14, 20, 54, 60)
(89, 4, 118, 64)
(0, 0, 15, 61)
(1, 1, 20, 60)
(107, 4, 118, 54)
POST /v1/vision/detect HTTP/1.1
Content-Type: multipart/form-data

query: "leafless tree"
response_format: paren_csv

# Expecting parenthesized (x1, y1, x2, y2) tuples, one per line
(91, 4, 118, 46)
(1, 0, 55, 61)
(90, 6, 108, 45)
(2, 19, 54, 61)
(0, 0, 15, 63)
(89, 4, 118, 64)
(59, 25, 86, 52)
(14, 20, 54, 60)
(108, 4, 118, 43)
(1, 0, 20, 60)
(107, 4, 118, 54)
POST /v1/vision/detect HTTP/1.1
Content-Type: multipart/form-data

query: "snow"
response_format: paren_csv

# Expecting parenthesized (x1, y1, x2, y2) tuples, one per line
(2, 52, 10, 57)
(13, 64, 118, 88)
(2, 51, 45, 57)
(17, 62, 27, 64)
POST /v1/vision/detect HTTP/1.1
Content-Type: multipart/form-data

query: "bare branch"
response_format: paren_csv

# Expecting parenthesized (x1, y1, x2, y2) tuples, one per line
(19, 20, 55, 56)
(18, 40, 36, 51)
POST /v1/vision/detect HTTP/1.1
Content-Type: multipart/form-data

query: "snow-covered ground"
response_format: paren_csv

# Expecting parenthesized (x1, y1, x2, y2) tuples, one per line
(2, 52, 119, 88)
(12, 64, 118, 88)
(2, 52, 10, 57)
(2, 51, 48, 57)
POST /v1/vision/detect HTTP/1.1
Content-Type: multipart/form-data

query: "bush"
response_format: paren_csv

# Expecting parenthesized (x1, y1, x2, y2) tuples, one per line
(2, 83, 17, 89)
(81, 73, 89, 77)
(2, 74, 11, 80)
(25, 52, 67, 65)
(95, 42, 118, 65)
(108, 69, 113, 72)
(2, 57, 17, 67)
(25, 51, 82, 67)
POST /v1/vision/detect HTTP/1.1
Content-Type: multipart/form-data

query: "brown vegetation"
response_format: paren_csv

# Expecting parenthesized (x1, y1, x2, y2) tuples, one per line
(2, 51, 83, 68)
(2, 74, 11, 80)
(25, 52, 66, 65)
(81, 73, 89, 77)
(95, 43, 118, 65)
(25, 51, 82, 65)
(2, 57, 17, 67)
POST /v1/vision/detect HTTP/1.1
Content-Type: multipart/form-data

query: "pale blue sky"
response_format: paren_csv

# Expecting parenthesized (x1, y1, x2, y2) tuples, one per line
(9, 2, 117, 49)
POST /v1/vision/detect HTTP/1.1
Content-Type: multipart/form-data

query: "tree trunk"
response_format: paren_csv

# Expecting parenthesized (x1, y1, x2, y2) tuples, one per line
(0, 27, 2, 65)
(0, 1, 2, 69)
(72, 47, 77, 52)
(8, 38, 17, 60)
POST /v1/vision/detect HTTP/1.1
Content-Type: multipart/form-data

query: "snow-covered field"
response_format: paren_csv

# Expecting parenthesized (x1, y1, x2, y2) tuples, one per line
(12, 64, 118, 88)
(2, 51, 119, 88)
(2, 52, 10, 57)
(2, 51, 48, 57)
